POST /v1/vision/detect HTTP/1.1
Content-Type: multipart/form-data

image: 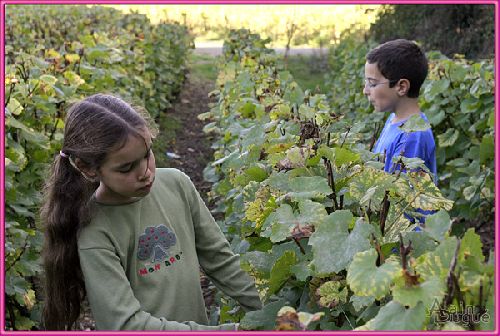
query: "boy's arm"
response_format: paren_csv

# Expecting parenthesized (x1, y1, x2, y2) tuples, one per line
(386, 131, 438, 225)
(178, 171, 263, 312)
(386, 131, 436, 180)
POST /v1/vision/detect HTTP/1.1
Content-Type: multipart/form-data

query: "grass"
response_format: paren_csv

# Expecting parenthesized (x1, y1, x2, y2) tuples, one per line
(284, 54, 330, 94)
(187, 53, 219, 83)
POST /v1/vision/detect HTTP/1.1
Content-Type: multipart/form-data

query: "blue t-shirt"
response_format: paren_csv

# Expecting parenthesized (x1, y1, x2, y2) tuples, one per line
(373, 112, 437, 182)
(373, 112, 437, 226)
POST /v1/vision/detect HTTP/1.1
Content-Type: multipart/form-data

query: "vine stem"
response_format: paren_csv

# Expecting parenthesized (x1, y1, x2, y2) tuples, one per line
(398, 233, 412, 271)
(7, 298, 16, 330)
(379, 190, 390, 235)
(479, 279, 484, 311)
(371, 233, 384, 266)
(340, 126, 351, 148)
(339, 306, 354, 330)
(369, 122, 381, 152)
(323, 158, 339, 211)
(293, 237, 306, 255)
(49, 117, 59, 141)
(5, 226, 29, 273)
(443, 239, 462, 307)
(5, 82, 15, 108)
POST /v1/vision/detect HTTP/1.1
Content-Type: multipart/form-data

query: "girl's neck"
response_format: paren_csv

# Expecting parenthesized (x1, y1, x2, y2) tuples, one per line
(94, 184, 141, 205)
(392, 98, 421, 123)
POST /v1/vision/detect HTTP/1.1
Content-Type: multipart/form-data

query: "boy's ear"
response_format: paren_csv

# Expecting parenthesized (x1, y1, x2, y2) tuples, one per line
(396, 79, 411, 97)
(73, 157, 99, 182)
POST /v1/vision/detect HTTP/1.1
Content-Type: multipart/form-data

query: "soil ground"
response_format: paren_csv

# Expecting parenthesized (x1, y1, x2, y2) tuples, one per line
(157, 72, 216, 199)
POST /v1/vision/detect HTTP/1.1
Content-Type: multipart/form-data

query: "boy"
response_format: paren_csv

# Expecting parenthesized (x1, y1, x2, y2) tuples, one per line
(365, 39, 437, 224)
(366, 39, 437, 180)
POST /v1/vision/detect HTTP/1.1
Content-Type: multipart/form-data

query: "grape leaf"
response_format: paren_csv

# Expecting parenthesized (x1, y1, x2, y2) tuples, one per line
(268, 250, 298, 296)
(424, 210, 451, 242)
(392, 276, 445, 309)
(458, 228, 484, 263)
(349, 167, 396, 210)
(317, 281, 348, 308)
(402, 231, 437, 258)
(357, 301, 426, 330)
(240, 299, 288, 330)
(290, 261, 312, 281)
(350, 295, 375, 312)
(317, 145, 360, 166)
(264, 200, 327, 243)
(310, 211, 372, 274)
(285, 176, 331, 200)
(400, 114, 431, 133)
(437, 128, 459, 147)
(347, 248, 400, 299)
(415, 236, 458, 281)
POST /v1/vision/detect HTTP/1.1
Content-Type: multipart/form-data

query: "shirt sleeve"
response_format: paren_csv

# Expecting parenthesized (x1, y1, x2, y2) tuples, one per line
(78, 243, 237, 330)
(178, 171, 263, 312)
(385, 131, 436, 180)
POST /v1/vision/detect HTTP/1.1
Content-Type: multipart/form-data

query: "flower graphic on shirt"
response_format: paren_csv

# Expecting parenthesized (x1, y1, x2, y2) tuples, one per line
(137, 225, 177, 263)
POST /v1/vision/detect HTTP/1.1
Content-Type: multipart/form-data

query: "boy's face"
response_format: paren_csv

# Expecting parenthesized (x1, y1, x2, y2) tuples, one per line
(363, 62, 399, 113)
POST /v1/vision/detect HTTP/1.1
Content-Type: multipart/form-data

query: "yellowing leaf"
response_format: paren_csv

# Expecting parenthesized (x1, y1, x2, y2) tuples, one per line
(317, 281, 348, 308)
(347, 249, 400, 299)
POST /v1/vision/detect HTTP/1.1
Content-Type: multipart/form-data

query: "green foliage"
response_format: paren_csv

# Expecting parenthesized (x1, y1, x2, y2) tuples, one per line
(357, 301, 426, 330)
(204, 29, 494, 331)
(370, 5, 494, 59)
(222, 29, 274, 63)
(423, 210, 452, 242)
(422, 56, 494, 223)
(5, 5, 192, 330)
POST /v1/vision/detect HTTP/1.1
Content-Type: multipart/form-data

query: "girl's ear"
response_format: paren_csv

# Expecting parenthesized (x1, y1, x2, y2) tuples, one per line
(397, 79, 411, 96)
(73, 158, 99, 182)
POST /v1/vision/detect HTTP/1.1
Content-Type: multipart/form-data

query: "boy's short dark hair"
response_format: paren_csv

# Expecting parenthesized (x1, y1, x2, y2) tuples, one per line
(366, 39, 428, 98)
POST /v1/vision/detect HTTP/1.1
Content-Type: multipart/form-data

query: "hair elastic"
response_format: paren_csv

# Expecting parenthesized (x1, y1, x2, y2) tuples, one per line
(61, 152, 98, 182)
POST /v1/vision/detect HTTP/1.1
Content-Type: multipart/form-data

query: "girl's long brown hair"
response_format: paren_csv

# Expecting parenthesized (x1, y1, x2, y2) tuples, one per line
(40, 94, 155, 330)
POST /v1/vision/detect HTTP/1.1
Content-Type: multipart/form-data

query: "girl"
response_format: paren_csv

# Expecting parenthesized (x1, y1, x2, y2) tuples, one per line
(40, 94, 262, 330)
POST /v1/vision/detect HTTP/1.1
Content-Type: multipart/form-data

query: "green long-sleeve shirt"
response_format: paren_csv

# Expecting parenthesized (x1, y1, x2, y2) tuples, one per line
(77, 168, 262, 330)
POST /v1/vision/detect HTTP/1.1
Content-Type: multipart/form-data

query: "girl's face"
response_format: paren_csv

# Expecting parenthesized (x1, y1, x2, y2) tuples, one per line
(363, 62, 399, 113)
(95, 129, 156, 204)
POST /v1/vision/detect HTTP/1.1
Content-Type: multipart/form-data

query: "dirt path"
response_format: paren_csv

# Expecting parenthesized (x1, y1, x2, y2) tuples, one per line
(161, 71, 216, 198)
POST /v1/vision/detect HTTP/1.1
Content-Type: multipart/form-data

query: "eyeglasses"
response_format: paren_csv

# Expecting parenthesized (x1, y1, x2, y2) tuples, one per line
(364, 78, 399, 89)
